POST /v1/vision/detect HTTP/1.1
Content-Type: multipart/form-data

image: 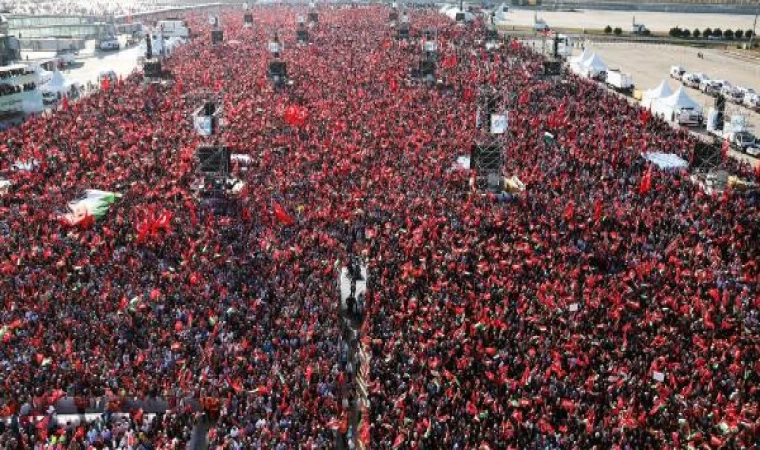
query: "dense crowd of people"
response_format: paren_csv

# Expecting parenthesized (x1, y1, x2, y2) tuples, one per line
(1, 5, 758, 449)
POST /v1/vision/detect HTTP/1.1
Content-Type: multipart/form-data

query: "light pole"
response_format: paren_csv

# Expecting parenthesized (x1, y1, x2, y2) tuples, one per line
(749, 5, 758, 50)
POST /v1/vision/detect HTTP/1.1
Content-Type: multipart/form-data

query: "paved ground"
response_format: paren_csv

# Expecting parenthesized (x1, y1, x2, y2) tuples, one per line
(499, 8, 758, 33)
(22, 37, 143, 89)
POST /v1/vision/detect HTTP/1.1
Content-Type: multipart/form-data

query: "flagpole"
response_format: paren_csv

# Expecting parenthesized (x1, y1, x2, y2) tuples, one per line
(748, 6, 758, 51)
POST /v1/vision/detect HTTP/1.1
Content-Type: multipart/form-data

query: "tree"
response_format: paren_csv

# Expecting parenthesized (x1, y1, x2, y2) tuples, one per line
(703, 27, 712, 38)
(613, 27, 622, 36)
(681, 29, 691, 38)
(713, 28, 722, 38)
(744, 29, 753, 39)
(641, 29, 651, 36)
(735, 29, 744, 39)
(724, 29, 734, 40)
(669, 27, 681, 37)
(604, 25, 612, 34)
(693, 28, 701, 38)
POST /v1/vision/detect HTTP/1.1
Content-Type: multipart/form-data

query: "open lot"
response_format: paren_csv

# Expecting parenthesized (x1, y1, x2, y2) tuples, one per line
(501, 8, 758, 33)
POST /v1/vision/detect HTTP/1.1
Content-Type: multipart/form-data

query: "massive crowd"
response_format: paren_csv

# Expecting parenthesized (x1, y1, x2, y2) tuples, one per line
(0, 5, 758, 449)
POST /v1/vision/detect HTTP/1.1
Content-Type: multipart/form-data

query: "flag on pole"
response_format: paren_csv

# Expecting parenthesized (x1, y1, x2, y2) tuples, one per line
(273, 201, 295, 226)
(59, 190, 122, 227)
(639, 165, 653, 195)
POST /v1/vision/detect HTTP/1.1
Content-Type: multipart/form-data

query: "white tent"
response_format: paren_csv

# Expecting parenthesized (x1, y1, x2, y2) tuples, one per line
(34, 65, 53, 85)
(652, 86, 701, 120)
(40, 70, 69, 95)
(494, 3, 509, 23)
(571, 49, 591, 65)
(643, 152, 688, 170)
(642, 80, 673, 109)
(580, 53, 607, 77)
(442, 7, 475, 22)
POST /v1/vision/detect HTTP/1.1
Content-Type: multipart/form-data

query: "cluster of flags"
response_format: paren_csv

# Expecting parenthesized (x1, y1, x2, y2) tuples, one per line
(441, 54, 458, 69)
(136, 209, 173, 243)
(284, 105, 309, 127)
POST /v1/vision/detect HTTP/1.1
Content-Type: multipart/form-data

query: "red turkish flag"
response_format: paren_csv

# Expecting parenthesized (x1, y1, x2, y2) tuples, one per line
(273, 201, 295, 226)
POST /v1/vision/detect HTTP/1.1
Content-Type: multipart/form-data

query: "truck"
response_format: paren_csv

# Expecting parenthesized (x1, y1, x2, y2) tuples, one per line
(605, 69, 634, 93)
(676, 108, 703, 127)
(707, 113, 756, 152)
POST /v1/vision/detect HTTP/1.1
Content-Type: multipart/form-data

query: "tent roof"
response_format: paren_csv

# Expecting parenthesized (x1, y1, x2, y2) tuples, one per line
(582, 53, 607, 71)
(657, 86, 700, 109)
(571, 49, 589, 64)
(643, 152, 688, 170)
(46, 70, 66, 88)
(644, 80, 673, 99)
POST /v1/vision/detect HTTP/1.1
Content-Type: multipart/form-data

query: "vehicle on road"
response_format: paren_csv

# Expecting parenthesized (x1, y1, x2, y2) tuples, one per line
(721, 85, 744, 104)
(682, 72, 703, 89)
(700, 79, 725, 96)
(669, 65, 686, 80)
(743, 93, 760, 111)
(605, 69, 634, 93)
(98, 37, 120, 51)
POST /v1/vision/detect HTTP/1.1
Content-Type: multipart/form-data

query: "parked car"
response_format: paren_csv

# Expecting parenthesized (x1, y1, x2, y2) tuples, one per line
(682, 73, 702, 88)
(670, 65, 686, 80)
(701, 79, 725, 96)
(98, 37, 120, 51)
(55, 49, 78, 66)
(736, 86, 756, 96)
(744, 93, 760, 111)
(721, 85, 744, 103)
(745, 143, 760, 157)
(732, 131, 756, 151)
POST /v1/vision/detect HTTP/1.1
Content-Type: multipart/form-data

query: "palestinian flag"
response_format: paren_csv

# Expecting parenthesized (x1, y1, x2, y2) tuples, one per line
(60, 190, 122, 228)
(543, 132, 555, 145)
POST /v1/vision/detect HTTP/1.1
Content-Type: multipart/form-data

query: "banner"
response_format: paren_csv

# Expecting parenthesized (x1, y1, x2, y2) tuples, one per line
(490, 113, 508, 134)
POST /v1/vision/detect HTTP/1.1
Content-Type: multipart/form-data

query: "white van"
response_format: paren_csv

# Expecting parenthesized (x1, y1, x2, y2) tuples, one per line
(681, 73, 702, 88)
(669, 65, 686, 80)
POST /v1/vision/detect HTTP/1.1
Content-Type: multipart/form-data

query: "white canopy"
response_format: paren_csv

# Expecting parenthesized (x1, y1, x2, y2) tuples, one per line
(571, 49, 590, 65)
(657, 86, 701, 110)
(581, 53, 607, 73)
(442, 7, 475, 22)
(642, 80, 673, 108)
(34, 64, 53, 85)
(651, 86, 702, 121)
(494, 3, 509, 22)
(643, 152, 688, 170)
(40, 70, 69, 95)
